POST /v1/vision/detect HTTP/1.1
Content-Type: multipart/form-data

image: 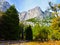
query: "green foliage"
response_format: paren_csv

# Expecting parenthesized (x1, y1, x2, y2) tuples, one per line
(0, 2, 60, 41)
(25, 25, 33, 40)
(50, 17, 60, 40)
(32, 23, 54, 41)
(32, 23, 41, 40)
(26, 17, 37, 23)
(0, 5, 19, 40)
(19, 22, 24, 40)
(51, 30, 60, 40)
(48, 2, 60, 40)
(39, 26, 53, 41)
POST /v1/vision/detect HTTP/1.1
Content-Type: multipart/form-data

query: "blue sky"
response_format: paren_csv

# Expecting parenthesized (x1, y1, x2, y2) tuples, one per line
(6, 0, 60, 12)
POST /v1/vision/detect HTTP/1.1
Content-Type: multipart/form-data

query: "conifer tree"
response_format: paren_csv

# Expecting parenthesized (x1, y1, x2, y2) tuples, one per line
(0, 5, 20, 40)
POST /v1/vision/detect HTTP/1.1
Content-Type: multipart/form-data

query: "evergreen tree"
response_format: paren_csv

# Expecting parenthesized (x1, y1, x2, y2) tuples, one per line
(25, 25, 33, 41)
(0, 5, 19, 40)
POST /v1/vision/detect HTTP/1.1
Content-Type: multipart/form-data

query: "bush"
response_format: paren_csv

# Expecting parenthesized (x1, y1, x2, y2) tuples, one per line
(32, 23, 53, 41)
(51, 30, 60, 40)
(32, 23, 41, 40)
(38, 26, 52, 41)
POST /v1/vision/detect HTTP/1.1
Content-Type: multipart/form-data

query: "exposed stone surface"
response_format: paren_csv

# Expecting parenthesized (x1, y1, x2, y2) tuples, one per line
(0, 0, 10, 12)
(19, 6, 46, 21)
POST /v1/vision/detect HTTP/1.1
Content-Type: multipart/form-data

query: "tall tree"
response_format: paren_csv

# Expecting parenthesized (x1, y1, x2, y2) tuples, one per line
(49, 2, 60, 17)
(25, 25, 33, 40)
(0, 5, 19, 40)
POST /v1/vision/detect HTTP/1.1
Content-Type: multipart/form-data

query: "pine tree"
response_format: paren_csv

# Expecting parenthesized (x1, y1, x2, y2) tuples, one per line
(0, 5, 20, 40)
(25, 25, 33, 41)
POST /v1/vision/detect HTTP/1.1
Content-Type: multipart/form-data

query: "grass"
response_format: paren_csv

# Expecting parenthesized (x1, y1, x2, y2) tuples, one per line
(0, 40, 60, 45)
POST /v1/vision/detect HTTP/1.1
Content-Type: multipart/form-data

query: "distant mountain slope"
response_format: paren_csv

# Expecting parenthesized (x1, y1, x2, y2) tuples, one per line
(19, 6, 45, 21)
(19, 6, 52, 21)
(0, 0, 10, 12)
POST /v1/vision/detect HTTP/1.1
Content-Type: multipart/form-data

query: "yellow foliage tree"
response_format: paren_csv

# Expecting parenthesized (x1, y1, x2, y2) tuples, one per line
(51, 17, 60, 31)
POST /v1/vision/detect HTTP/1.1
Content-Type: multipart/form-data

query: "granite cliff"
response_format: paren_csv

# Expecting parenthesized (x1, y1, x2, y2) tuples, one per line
(19, 6, 51, 21)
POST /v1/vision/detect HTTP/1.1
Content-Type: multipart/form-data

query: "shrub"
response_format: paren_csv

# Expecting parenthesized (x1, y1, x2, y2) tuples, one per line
(32, 23, 41, 40)
(32, 23, 53, 41)
(39, 26, 52, 41)
(51, 30, 60, 40)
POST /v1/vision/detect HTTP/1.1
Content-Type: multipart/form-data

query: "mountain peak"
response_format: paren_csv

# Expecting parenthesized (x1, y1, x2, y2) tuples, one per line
(19, 6, 44, 21)
(0, 0, 10, 12)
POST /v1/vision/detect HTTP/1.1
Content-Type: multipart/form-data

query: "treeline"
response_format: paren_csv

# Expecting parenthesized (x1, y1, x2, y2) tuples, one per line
(19, 2, 60, 41)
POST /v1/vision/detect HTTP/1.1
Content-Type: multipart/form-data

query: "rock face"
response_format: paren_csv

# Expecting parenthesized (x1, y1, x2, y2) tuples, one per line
(19, 6, 45, 21)
(19, 6, 52, 21)
(0, 0, 10, 12)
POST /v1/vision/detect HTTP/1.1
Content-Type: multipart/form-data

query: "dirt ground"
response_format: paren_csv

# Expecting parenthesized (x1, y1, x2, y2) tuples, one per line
(0, 40, 60, 45)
